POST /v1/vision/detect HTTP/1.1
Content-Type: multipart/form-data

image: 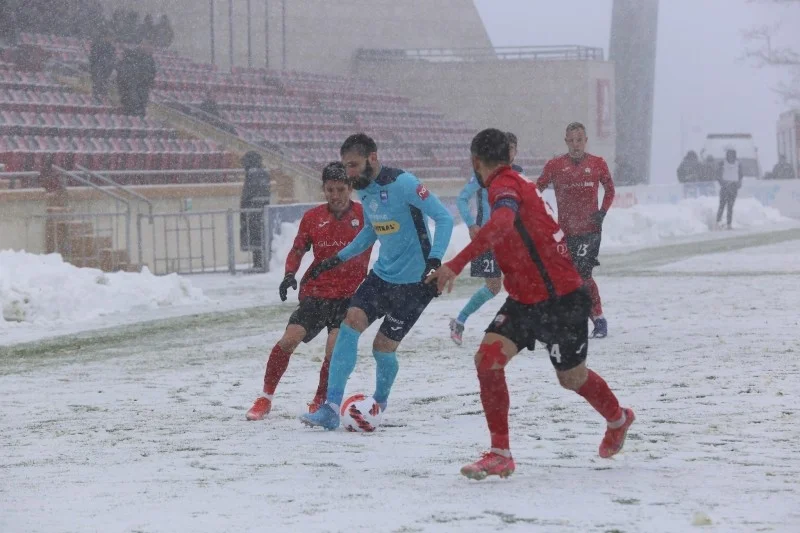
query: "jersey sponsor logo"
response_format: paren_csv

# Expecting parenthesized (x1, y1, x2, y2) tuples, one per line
(372, 221, 400, 234)
(416, 183, 430, 200)
(317, 240, 349, 248)
(351, 218, 360, 227)
(493, 313, 506, 326)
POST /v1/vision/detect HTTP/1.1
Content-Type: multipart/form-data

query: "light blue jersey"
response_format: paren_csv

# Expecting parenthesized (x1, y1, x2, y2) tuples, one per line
(337, 166, 453, 284)
(456, 173, 491, 227)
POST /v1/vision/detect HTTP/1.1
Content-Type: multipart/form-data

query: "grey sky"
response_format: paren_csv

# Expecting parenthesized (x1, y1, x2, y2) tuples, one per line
(474, 0, 798, 182)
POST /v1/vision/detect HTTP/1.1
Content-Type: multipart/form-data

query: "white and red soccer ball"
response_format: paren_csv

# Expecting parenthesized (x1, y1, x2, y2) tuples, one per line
(340, 393, 382, 432)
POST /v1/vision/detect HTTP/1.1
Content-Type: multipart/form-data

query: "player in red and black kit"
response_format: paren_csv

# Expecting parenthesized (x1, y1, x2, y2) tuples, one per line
(428, 129, 633, 480)
(245, 162, 371, 420)
(537, 122, 615, 338)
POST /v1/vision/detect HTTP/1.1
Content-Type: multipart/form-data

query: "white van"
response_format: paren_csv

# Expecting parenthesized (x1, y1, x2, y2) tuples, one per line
(700, 133, 761, 178)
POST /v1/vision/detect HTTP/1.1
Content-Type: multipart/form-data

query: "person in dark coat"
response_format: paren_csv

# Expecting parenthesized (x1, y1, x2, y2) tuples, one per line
(677, 150, 702, 183)
(117, 41, 157, 116)
(240, 151, 271, 270)
(89, 30, 116, 99)
(700, 155, 717, 182)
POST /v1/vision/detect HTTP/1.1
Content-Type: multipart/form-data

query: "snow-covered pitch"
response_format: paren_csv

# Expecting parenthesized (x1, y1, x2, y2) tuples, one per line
(2, 199, 799, 532)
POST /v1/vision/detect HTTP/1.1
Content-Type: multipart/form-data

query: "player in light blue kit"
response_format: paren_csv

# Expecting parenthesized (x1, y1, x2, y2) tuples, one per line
(300, 133, 454, 430)
(449, 132, 522, 346)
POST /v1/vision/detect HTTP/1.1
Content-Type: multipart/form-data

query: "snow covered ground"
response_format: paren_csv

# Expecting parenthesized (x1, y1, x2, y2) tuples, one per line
(2, 201, 800, 532)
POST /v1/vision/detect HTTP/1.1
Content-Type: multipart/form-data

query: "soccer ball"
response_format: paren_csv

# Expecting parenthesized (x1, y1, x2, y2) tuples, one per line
(340, 393, 382, 432)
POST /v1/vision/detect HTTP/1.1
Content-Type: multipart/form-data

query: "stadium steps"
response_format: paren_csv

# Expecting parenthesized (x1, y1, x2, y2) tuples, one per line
(42, 198, 136, 273)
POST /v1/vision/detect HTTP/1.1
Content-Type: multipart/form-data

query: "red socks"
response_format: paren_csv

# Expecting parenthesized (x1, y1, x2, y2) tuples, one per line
(577, 369, 622, 422)
(314, 355, 331, 401)
(477, 341, 510, 451)
(263, 344, 291, 396)
(586, 278, 604, 320)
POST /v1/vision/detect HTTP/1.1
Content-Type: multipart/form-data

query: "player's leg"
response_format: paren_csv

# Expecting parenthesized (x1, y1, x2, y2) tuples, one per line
(716, 188, 726, 227)
(726, 186, 738, 228)
(585, 233, 607, 338)
(370, 279, 435, 411)
(569, 234, 606, 338)
(309, 299, 350, 412)
(547, 290, 634, 458)
(461, 332, 520, 480)
(450, 252, 501, 345)
(307, 328, 337, 414)
(461, 299, 532, 480)
(245, 321, 308, 421)
(300, 275, 385, 429)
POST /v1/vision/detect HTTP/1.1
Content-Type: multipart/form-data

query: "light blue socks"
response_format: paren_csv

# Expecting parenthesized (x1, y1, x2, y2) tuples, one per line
(457, 286, 496, 324)
(372, 350, 399, 409)
(325, 324, 360, 406)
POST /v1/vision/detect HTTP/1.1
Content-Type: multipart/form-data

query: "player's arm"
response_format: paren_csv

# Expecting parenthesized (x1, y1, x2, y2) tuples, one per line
(446, 199, 517, 275)
(404, 176, 453, 262)
(285, 214, 311, 275)
(536, 160, 554, 192)
(338, 223, 378, 262)
(279, 215, 311, 300)
(599, 159, 616, 212)
(456, 178, 479, 227)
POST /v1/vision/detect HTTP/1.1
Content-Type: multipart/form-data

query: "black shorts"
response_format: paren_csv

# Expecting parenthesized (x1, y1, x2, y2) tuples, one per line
(566, 233, 601, 279)
(470, 250, 502, 279)
(288, 297, 350, 343)
(349, 270, 436, 342)
(485, 289, 591, 371)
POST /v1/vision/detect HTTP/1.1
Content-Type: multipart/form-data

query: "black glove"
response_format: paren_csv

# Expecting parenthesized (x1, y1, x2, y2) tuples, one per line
(309, 256, 342, 279)
(278, 273, 297, 302)
(591, 209, 607, 226)
(422, 258, 442, 297)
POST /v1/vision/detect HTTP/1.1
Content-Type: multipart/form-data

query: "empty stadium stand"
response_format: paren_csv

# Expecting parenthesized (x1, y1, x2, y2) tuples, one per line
(3, 32, 547, 189)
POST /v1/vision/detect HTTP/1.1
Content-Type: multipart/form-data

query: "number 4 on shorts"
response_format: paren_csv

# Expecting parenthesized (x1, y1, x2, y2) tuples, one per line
(548, 344, 562, 363)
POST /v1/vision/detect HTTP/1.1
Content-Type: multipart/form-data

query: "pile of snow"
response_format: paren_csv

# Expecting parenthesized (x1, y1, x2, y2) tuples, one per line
(601, 196, 785, 248)
(269, 197, 785, 271)
(0, 251, 206, 328)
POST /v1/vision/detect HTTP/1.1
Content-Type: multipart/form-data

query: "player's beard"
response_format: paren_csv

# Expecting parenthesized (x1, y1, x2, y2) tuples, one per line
(352, 161, 374, 190)
(473, 167, 488, 188)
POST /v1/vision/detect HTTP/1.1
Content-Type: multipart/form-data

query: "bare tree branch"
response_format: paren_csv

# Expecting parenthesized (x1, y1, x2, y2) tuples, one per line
(742, 3, 800, 102)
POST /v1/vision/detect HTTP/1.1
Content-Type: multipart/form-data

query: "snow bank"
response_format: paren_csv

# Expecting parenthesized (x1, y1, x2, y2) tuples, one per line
(0, 251, 206, 328)
(268, 196, 786, 270)
(601, 196, 785, 248)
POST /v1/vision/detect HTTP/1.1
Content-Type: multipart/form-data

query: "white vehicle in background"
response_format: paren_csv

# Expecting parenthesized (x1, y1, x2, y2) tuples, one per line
(700, 133, 762, 178)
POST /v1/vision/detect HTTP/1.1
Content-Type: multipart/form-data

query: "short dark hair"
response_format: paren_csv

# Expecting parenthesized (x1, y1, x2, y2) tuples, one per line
(321, 161, 348, 183)
(340, 133, 378, 157)
(566, 122, 586, 134)
(471, 128, 511, 165)
(506, 132, 518, 146)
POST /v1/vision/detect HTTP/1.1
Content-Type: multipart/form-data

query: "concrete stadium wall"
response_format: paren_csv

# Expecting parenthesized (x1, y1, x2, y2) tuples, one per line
(355, 57, 616, 164)
(100, 0, 492, 73)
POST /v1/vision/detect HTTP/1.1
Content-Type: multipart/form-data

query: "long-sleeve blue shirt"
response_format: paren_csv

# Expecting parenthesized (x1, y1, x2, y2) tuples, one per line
(337, 166, 453, 284)
(456, 173, 490, 227)
(457, 165, 524, 227)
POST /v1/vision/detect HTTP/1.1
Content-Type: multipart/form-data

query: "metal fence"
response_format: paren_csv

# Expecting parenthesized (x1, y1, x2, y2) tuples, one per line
(137, 202, 321, 276)
(356, 45, 605, 63)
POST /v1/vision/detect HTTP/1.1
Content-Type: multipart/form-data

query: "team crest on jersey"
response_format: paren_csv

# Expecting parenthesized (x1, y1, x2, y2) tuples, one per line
(416, 184, 429, 200)
(369, 199, 379, 213)
(380, 190, 389, 204)
(493, 314, 507, 326)
(585, 167, 591, 174)
(373, 221, 400, 234)
(351, 219, 359, 227)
